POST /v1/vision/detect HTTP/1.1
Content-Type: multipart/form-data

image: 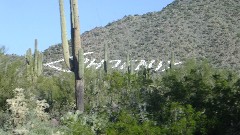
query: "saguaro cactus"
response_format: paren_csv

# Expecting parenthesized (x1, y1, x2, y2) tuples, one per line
(126, 52, 130, 74)
(170, 51, 175, 69)
(126, 52, 134, 75)
(25, 39, 43, 82)
(37, 53, 43, 76)
(104, 44, 108, 73)
(130, 60, 134, 75)
(59, 0, 85, 111)
(26, 48, 33, 79)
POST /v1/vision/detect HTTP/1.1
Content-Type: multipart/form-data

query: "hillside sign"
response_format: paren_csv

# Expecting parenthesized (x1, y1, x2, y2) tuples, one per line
(43, 52, 182, 72)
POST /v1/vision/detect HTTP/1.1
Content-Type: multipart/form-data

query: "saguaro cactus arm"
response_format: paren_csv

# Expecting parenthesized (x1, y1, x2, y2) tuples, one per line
(59, 0, 71, 70)
(25, 48, 33, 80)
(25, 48, 32, 65)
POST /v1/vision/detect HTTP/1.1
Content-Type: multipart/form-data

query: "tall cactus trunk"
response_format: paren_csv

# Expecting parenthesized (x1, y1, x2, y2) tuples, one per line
(34, 39, 38, 76)
(59, 0, 84, 111)
(104, 44, 108, 73)
(76, 48, 84, 111)
(37, 53, 43, 76)
(170, 51, 175, 69)
(126, 52, 130, 74)
(26, 48, 33, 81)
(71, 0, 84, 112)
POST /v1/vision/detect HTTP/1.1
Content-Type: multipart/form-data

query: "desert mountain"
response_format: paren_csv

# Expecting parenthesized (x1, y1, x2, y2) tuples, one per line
(43, 0, 240, 72)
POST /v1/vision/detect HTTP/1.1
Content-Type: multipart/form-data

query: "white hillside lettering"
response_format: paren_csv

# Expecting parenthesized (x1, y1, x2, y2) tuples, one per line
(43, 52, 182, 72)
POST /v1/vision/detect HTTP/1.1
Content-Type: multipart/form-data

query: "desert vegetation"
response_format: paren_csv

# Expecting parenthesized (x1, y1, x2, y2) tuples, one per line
(1, 0, 240, 134)
(1, 47, 240, 134)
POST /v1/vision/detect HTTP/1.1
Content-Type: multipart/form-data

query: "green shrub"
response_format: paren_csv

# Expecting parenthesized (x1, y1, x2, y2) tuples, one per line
(60, 111, 93, 135)
(106, 111, 161, 135)
(161, 102, 206, 135)
(2, 88, 66, 135)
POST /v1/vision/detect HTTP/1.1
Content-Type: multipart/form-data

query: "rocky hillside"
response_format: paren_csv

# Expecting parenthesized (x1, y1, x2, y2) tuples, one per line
(43, 0, 240, 72)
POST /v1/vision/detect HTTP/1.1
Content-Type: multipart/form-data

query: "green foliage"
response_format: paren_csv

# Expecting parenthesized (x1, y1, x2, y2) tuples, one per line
(2, 51, 240, 135)
(161, 102, 206, 135)
(0, 55, 25, 110)
(106, 111, 161, 135)
(36, 73, 75, 116)
(237, 32, 240, 38)
(160, 59, 240, 134)
(2, 88, 66, 135)
(61, 111, 93, 135)
(0, 46, 6, 55)
(60, 111, 100, 135)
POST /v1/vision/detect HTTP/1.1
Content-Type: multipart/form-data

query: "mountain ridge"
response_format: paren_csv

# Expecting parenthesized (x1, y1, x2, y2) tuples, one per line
(43, 0, 240, 72)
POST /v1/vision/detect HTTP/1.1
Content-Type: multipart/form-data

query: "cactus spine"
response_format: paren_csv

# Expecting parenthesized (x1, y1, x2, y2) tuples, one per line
(104, 44, 108, 73)
(59, 0, 84, 111)
(25, 39, 43, 82)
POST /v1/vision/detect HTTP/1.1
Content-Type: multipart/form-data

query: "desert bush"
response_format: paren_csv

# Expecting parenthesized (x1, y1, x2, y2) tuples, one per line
(60, 111, 93, 135)
(106, 111, 161, 135)
(1, 88, 66, 135)
(159, 59, 240, 134)
(36, 73, 75, 117)
(0, 55, 25, 110)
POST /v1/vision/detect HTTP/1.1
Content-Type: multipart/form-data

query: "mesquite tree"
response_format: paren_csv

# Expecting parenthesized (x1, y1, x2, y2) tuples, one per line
(59, 0, 85, 111)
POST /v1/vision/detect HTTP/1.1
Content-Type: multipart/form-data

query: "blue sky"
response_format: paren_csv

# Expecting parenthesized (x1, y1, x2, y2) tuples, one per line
(0, 0, 174, 55)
